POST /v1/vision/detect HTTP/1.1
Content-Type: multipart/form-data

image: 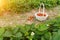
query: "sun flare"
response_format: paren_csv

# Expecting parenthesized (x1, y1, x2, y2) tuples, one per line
(0, 0, 8, 8)
(0, 0, 3, 7)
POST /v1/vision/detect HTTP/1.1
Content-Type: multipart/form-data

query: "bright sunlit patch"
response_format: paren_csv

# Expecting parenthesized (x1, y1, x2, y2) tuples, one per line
(0, 0, 8, 8)
(0, 0, 8, 16)
(0, 0, 3, 7)
(0, 0, 9, 11)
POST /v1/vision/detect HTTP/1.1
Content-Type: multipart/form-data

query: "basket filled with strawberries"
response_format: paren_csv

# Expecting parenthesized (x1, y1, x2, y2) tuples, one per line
(35, 3, 48, 21)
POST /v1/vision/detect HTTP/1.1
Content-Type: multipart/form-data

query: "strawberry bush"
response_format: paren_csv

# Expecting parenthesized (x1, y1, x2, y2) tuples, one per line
(0, 0, 60, 13)
(57, 0, 60, 5)
(0, 16, 60, 40)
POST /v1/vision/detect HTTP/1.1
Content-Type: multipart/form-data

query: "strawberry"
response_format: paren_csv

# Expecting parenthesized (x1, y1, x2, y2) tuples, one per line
(27, 16, 34, 21)
(37, 13, 46, 16)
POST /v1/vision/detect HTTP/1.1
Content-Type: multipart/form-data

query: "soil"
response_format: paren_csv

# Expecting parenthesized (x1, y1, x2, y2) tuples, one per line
(0, 6, 60, 27)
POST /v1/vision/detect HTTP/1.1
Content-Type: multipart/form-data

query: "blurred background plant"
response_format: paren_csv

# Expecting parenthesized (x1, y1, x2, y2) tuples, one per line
(0, 0, 60, 13)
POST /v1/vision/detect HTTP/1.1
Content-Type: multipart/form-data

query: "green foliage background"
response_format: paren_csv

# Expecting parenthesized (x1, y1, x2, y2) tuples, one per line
(0, 0, 60, 13)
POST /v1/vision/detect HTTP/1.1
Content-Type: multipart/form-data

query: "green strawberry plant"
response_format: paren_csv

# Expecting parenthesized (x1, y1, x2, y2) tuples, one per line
(0, 16, 59, 40)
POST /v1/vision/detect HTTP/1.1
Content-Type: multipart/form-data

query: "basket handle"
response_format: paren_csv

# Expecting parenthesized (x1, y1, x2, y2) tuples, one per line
(39, 3, 45, 14)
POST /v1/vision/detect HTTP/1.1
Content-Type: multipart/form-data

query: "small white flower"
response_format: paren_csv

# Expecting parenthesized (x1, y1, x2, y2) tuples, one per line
(31, 32, 35, 36)
(46, 24, 49, 26)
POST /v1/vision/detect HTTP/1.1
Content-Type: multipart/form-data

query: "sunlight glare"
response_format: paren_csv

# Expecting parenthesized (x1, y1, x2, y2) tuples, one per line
(0, 0, 3, 7)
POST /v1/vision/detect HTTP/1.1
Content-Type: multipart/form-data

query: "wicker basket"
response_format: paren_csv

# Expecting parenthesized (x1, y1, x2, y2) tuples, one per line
(35, 3, 48, 21)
